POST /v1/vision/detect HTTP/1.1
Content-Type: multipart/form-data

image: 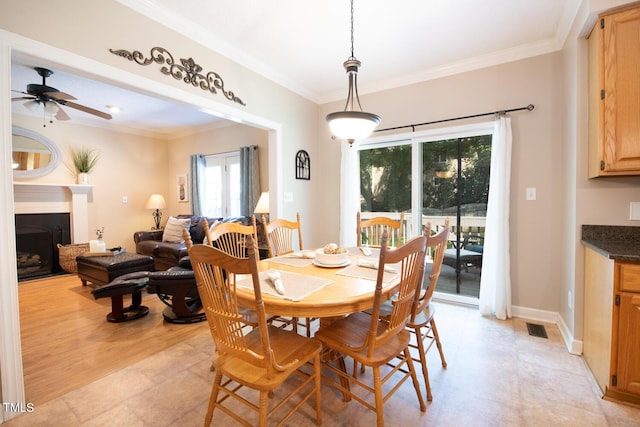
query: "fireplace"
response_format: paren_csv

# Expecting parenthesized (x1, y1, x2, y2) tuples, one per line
(15, 213, 71, 281)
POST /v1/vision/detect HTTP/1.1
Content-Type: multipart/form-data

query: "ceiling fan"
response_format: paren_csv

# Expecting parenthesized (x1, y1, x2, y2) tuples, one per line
(11, 67, 112, 125)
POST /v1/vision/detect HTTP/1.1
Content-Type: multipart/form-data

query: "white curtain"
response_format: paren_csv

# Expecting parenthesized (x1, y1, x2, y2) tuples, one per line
(479, 115, 512, 320)
(340, 140, 360, 247)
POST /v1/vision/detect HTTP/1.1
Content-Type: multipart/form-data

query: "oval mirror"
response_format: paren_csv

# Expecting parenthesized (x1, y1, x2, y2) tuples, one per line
(12, 126, 61, 179)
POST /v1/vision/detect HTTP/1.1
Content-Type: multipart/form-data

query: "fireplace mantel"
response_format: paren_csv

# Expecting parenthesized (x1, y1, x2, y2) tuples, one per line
(13, 182, 95, 242)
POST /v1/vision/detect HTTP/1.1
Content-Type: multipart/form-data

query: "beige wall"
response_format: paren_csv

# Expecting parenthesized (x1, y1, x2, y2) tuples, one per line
(11, 115, 170, 249)
(166, 123, 269, 215)
(319, 53, 569, 315)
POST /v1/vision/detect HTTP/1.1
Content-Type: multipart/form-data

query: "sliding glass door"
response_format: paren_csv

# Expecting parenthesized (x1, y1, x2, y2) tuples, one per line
(420, 136, 491, 297)
(358, 123, 492, 299)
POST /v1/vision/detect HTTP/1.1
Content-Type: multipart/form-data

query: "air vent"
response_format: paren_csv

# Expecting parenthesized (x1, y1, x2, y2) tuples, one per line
(526, 322, 548, 339)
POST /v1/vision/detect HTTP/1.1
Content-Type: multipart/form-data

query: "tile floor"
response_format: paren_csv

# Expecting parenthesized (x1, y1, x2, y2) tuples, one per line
(4, 302, 640, 426)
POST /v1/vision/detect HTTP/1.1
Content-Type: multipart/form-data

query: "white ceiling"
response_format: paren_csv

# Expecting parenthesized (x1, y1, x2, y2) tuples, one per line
(11, 0, 582, 136)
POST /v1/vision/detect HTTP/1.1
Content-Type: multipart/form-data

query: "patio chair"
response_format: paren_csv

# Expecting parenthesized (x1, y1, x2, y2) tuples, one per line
(188, 236, 322, 427)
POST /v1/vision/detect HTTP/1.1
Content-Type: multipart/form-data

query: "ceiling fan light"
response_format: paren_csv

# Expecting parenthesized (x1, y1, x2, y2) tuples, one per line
(44, 102, 59, 115)
(326, 111, 381, 142)
(24, 100, 40, 112)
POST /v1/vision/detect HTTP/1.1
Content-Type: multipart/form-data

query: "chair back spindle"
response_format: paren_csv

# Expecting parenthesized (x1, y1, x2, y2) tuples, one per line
(357, 211, 405, 248)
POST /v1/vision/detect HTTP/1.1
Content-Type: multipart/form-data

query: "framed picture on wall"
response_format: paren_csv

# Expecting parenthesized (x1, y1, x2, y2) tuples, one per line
(177, 173, 189, 203)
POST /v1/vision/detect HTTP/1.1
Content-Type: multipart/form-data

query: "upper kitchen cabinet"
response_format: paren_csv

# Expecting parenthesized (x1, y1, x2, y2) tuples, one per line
(588, 6, 640, 178)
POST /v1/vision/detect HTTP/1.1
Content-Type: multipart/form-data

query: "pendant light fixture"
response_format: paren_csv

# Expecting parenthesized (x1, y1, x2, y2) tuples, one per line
(326, 0, 380, 145)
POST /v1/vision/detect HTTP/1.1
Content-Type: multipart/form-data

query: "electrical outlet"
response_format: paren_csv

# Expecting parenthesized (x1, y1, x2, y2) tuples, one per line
(284, 192, 293, 202)
(122, 196, 128, 204)
(526, 187, 536, 201)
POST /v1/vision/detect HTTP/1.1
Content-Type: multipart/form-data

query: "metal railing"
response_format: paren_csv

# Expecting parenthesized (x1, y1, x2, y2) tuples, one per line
(359, 212, 486, 245)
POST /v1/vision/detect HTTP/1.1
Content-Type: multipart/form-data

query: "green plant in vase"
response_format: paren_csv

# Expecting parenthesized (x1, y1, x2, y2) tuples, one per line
(71, 147, 99, 184)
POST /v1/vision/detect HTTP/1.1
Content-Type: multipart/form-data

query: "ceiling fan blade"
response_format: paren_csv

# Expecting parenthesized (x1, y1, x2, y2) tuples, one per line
(55, 105, 71, 121)
(60, 101, 112, 120)
(11, 97, 35, 102)
(43, 91, 77, 101)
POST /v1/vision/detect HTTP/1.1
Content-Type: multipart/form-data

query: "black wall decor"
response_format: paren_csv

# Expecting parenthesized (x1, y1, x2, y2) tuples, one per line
(296, 150, 310, 180)
(109, 46, 245, 105)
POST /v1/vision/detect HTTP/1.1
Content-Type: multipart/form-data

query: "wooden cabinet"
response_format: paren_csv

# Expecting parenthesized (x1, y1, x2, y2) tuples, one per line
(584, 247, 640, 404)
(588, 6, 640, 177)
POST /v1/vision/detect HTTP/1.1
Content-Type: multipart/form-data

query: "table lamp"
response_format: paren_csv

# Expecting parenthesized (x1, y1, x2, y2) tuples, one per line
(254, 192, 270, 223)
(145, 194, 167, 230)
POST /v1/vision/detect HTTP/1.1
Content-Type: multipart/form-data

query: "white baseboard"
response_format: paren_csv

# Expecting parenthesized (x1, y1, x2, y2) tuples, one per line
(432, 296, 583, 356)
(512, 305, 583, 355)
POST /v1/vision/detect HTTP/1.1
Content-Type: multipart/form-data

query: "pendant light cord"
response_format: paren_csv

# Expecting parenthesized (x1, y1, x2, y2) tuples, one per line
(349, 0, 356, 60)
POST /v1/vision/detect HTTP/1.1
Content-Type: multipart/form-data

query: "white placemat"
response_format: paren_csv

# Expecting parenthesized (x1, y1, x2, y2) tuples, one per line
(236, 269, 333, 301)
(336, 262, 399, 283)
(268, 255, 314, 267)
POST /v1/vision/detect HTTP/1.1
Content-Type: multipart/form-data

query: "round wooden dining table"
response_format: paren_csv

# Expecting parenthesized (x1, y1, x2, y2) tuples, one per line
(234, 250, 401, 319)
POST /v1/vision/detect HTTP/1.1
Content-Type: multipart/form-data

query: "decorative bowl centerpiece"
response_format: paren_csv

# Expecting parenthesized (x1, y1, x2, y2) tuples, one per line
(315, 243, 348, 266)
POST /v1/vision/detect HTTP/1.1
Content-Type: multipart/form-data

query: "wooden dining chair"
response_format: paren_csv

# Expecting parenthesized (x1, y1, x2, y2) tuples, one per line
(188, 236, 322, 427)
(357, 211, 405, 248)
(262, 213, 316, 337)
(262, 212, 303, 258)
(396, 220, 450, 401)
(314, 230, 427, 427)
(358, 220, 451, 401)
(204, 216, 259, 259)
(200, 218, 276, 329)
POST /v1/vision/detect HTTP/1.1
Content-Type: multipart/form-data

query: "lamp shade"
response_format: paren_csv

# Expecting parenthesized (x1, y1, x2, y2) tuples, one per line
(24, 100, 40, 112)
(145, 194, 167, 210)
(326, 111, 381, 142)
(254, 192, 269, 214)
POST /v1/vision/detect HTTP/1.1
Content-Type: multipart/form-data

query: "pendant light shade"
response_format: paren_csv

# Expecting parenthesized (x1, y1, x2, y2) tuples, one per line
(326, 110, 380, 141)
(326, 0, 380, 145)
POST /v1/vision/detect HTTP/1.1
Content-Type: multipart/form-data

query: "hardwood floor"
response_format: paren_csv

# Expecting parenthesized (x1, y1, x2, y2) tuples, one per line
(17, 274, 209, 405)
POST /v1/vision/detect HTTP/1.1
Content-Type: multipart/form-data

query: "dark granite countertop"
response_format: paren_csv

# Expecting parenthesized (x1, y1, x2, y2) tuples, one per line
(581, 225, 640, 262)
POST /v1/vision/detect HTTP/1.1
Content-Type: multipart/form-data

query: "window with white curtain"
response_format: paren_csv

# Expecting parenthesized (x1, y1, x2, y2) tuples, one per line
(202, 152, 241, 218)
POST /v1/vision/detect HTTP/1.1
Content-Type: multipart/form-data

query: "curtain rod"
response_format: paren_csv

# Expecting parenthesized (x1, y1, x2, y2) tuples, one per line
(374, 104, 535, 133)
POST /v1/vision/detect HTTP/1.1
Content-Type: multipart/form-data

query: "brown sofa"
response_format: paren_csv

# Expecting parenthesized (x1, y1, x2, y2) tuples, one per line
(134, 215, 255, 270)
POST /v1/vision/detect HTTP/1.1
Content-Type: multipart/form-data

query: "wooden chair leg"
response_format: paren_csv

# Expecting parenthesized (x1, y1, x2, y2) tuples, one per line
(337, 356, 352, 402)
(306, 318, 312, 337)
(372, 366, 385, 427)
(430, 318, 447, 368)
(413, 326, 432, 401)
(404, 347, 426, 412)
(259, 390, 268, 427)
(314, 353, 323, 426)
(206, 371, 223, 426)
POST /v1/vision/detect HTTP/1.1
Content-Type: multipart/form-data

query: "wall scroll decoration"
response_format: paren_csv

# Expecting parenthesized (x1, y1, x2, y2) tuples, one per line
(295, 150, 310, 180)
(109, 46, 246, 106)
